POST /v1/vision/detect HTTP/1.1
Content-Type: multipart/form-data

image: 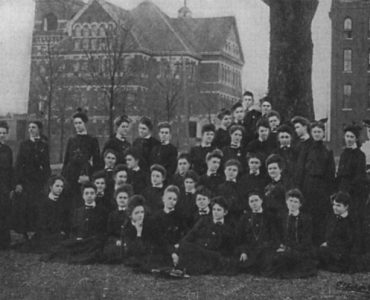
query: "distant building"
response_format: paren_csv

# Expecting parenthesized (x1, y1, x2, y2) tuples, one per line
(30, 0, 244, 161)
(330, 0, 370, 154)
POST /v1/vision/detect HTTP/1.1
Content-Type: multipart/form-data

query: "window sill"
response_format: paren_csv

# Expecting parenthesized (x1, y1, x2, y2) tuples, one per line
(342, 108, 352, 111)
(343, 71, 352, 74)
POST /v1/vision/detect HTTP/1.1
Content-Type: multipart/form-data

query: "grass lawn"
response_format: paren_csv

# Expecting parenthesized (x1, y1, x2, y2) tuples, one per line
(1, 250, 370, 300)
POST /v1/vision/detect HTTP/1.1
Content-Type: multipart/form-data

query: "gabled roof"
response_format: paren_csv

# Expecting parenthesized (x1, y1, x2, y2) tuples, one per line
(34, 0, 84, 21)
(171, 16, 245, 63)
(129, 1, 199, 57)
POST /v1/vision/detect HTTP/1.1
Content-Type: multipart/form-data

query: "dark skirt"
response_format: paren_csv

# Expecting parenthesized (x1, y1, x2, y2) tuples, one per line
(237, 246, 275, 275)
(263, 249, 318, 279)
(41, 236, 105, 264)
(177, 242, 237, 275)
(318, 246, 351, 273)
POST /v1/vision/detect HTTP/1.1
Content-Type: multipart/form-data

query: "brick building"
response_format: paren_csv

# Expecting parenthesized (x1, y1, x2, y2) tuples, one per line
(330, 0, 370, 154)
(29, 0, 244, 161)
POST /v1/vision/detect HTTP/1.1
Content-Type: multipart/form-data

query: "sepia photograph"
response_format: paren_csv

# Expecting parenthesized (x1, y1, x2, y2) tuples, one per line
(1, 0, 370, 299)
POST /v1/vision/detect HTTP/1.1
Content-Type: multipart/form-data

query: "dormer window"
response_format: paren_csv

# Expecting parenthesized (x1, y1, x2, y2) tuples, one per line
(42, 13, 58, 31)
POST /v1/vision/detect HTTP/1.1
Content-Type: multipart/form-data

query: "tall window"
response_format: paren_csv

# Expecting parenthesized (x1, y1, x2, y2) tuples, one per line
(42, 13, 58, 31)
(344, 49, 352, 72)
(343, 84, 352, 109)
(344, 18, 352, 39)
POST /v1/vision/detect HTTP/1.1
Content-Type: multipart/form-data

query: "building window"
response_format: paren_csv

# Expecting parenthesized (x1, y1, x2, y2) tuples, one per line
(343, 84, 352, 109)
(343, 49, 352, 72)
(82, 38, 89, 50)
(83, 25, 90, 38)
(91, 39, 97, 50)
(91, 24, 98, 37)
(42, 13, 58, 31)
(74, 39, 80, 50)
(344, 18, 352, 39)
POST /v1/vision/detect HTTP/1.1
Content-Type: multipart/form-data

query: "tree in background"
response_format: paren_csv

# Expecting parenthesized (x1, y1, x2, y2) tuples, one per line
(75, 21, 137, 136)
(261, 0, 319, 120)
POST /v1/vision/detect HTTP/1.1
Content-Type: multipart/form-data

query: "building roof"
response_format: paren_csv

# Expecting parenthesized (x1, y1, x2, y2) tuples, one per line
(34, 0, 85, 21)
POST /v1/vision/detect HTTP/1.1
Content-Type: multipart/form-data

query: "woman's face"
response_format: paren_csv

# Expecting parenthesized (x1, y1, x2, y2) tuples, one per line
(115, 170, 128, 186)
(0, 127, 8, 143)
(344, 131, 357, 148)
(138, 123, 150, 138)
(230, 130, 243, 145)
(311, 127, 325, 141)
(212, 203, 227, 221)
(286, 196, 301, 212)
(177, 158, 190, 175)
(117, 121, 129, 137)
(28, 123, 40, 137)
(51, 179, 64, 196)
(163, 191, 177, 210)
(249, 195, 263, 212)
(83, 188, 96, 206)
(73, 118, 86, 133)
(94, 178, 106, 194)
(131, 205, 145, 223)
(116, 192, 129, 208)
(104, 153, 117, 169)
(278, 132, 292, 147)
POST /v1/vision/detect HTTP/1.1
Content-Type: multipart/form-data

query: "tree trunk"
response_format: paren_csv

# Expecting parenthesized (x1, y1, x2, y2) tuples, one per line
(263, 0, 318, 121)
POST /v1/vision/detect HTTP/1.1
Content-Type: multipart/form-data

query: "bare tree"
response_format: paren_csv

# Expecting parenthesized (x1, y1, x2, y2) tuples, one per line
(261, 0, 319, 120)
(75, 22, 137, 136)
(29, 40, 65, 140)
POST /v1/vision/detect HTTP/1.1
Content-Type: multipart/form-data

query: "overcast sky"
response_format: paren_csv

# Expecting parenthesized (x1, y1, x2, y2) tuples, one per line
(0, 0, 331, 118)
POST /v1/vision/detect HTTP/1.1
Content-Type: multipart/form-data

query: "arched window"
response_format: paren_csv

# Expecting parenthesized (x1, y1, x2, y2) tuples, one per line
(74, 24, 82, 37)
(82, 38, 90, 50)
(91, 24, 98, 37)
(98, 24, 106, 37)
(42, 13, 58, 31)
(74, 39, 80, 50)
(83, 25, 90, 37)
(344, 18, 352, 39)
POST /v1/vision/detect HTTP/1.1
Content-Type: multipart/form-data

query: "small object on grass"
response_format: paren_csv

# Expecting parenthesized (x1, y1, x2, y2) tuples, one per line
(336, 281, 370, 294)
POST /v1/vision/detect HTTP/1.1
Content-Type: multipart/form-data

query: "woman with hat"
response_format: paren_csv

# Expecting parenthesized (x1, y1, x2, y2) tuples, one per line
(14, 120, 51, 238)
(336, 124, 367, 218)
(62, 108, 100, 209)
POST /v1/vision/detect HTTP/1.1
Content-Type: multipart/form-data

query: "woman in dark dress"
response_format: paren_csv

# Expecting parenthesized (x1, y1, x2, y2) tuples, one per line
(336, 124, 367, 218)
(301, 120, 335, 245)
(213, 108, 232, 150)
(102, 115, 131, 165)
(0, 121, 13, 249)
(264, 189, 317, 279)
(41, 182, 107, 264)
(173, 196, 235, 275)
(15, 121, 51, 236)
(62, 109, 100, 209)
(132, 116, 160, 172)
(102, 185, 133, 263)
(221, 125, 247, 172)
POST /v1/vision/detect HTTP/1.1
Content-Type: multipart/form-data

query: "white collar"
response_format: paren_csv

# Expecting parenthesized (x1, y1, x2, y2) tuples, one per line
(164, 207, 175, 214)
(226, 178, 237, 183)
(198, 206, 210, 214)
(30, 136, 41, 142)
(161, 141, 170, 145)
(85, 202, 96, 208)
(213, 218, 224, 224)
(271, 175, 282, 182)
(115, 133, 126, 142)
(118, 207, 126, 211)
(258, 137, 267, 142)
(347, 144, 357, 150)
(77, 131, 88, 135)
(143, 135, 151, 139)
(250, 170, 260, 176)
(252, 208, 263, 213)
(230, 143, 241, 148)
(48, 192, 59, 202)
(340, 211, 349, 218)
(207, 171, 217, 177)
(201, 142, 211, 148)
(289, 210, 300, 217)
(185, 189, 196, 194)
(280, 144, 291, 149)
(153, 184, 163, 188)
(132, 166, 140, 171)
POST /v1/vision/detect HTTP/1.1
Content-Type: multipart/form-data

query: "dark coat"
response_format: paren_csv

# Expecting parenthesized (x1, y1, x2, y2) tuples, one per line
(221, 146, 247, 173)
(102, 136, 131, 164)
(294, 137, 314, 189)
(176, 191, 197, 227)
(150, 143, 178, 176)
(141, 186, 165, 214)
(246, 139, 274, 167)
(189, 145, 215, 176)
(336, 148, 367, 215)
(62, 134, 100, 191)
(178, 217, 235, 275)
(128, 168, 149, 195)
(238, 172, 268, 208)
(272, 146, 298, 181)
(0, 143, 13, 193)
(264, 177, 290, 215)
(132, 136, 160, 171)
(243, 109, 262, 145)
(198, 173, 224, 193)
(217, 181, 244, 222)
(213, 128, 230, 150)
